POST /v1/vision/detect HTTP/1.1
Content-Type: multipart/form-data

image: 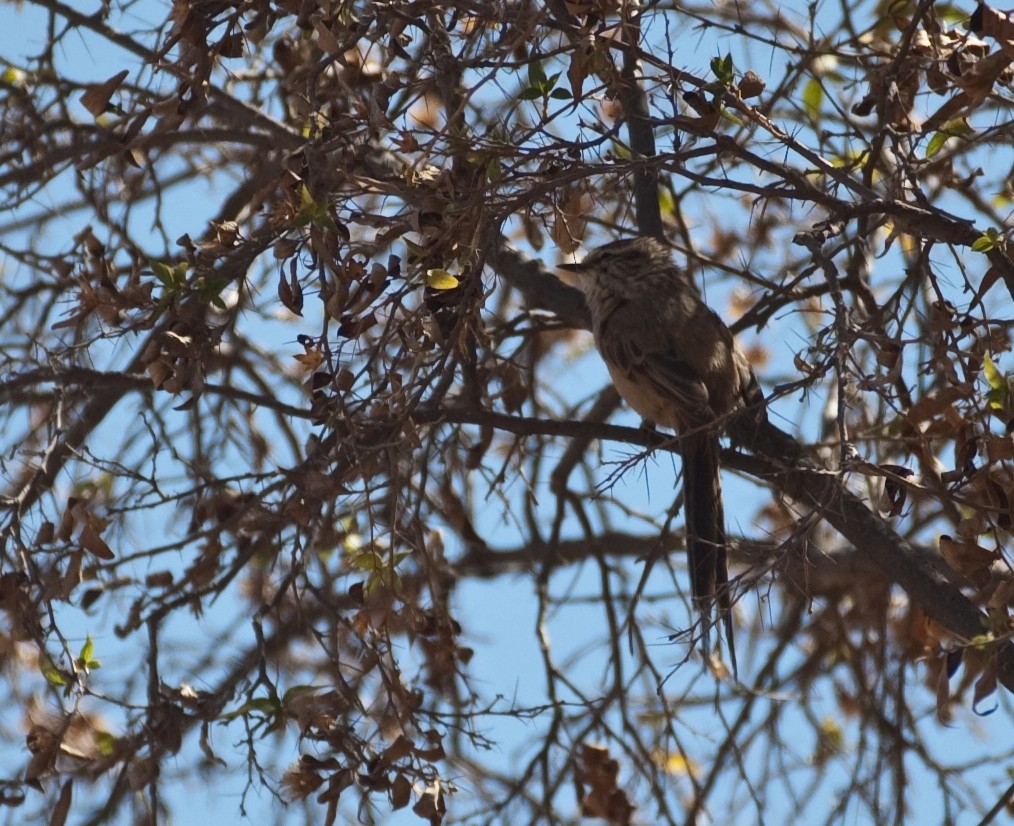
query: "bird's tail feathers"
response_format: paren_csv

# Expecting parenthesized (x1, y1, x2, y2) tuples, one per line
(682, 432, 737, 678)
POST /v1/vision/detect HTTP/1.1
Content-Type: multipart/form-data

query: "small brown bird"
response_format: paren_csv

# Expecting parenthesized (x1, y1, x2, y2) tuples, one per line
(560, 236, 765, 672)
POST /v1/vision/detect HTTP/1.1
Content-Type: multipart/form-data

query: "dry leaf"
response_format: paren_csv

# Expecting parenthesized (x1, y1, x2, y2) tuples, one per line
(939, 535, 997, 586)
(49, 780, 72, 826)
(80, 70, 129, 117)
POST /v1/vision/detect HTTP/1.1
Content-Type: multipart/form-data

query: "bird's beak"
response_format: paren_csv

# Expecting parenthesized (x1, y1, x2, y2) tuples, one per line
(556, 261, 583, 273)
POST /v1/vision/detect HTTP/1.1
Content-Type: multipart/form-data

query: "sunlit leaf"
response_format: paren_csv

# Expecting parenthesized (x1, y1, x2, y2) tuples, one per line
(983, 352, 1009, 411)
(971, 230, 998, 253)
(425, 268, 460, 290)
(2, 66, 27, 86)
(39, 653, 68, 687)
(803, 78, 823, 120)
(926, 119, 973, 159)
(94, 731, 118, 756)
(711, 53, 734, 85)
(79, 635, 94, 665)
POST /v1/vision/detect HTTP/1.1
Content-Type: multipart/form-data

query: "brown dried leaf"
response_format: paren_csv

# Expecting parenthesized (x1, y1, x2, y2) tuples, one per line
(49, 780, 72, 826)
(877, 464, 913, 517)
(939, 535, 998, 587)
(577, 743, 634, 825)
(25, 725, 61, 782)
(323, 798, 338, 826)
(146, 358, 173, 389)
(988, 431, 1014, 463)
(411, 779, 446, 823)
(391, 773, 411, 810)
(145, 570, 174, 588)
(379, 734, 413, 766)
(274, 237, 298, 259)
(972, 659, 998, 714)
(43, 550, 84, 602)
(293, 345, 324, 374)
(58, 497, 81, 542)
(336, 311, 377, 339)
(282, 759, 325, 802)
(316, 768, 355, 804)
(906, 386, 965, 424)
(935, 656, 953, 724)
(216, 32, 244, 59)
(974, 4, 1014, 59)
(78, 520, 114, 561)
(313, 18, 340, 54)
(80, 70, 129, 117)
(36, 521, 55, 545)
(277, 268, 303, 315)
(955, 50, 1013, 100)
(199, 721, 226, 767)
(414, 729, 446, 761)
(498, 363, 528, 413)
(739, 70, 766, 98)
(568, 38, 592, 100)
(987, 579, 1014, 612)
(679, 90, 721, 132)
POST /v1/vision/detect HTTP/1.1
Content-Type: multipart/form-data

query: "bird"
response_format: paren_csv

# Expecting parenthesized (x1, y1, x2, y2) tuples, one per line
(559, 236, 765, 673)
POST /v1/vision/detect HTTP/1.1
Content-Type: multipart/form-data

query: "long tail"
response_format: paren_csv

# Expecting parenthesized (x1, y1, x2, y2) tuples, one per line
(682, 432, 736, 676)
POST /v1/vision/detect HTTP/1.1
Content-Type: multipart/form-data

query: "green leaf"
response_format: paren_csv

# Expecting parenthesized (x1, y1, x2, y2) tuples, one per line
(658, 186, 676, 218)
(222, 694, 281, 720)
(971, 230, 998, 253)
(281, 684, 322, 704)
(711, 53, 734, 85)
(79, 635, 94, 665)
(926, 119, 973, 159)
(76, 636, 101, 669)
(521, 68, 562, 101)
(984, 353, 1004, 391)
(95, 731, 118, 756)
(609, 139, 631, 160)
(941, 118, 974, 137)
(527, 60, 547, 86)
(43, 668, 67, 686)
(40, 652, 68, 687)
(803, 78, 823, 120)
(925, 131, 949, 159)
(425, 268, 460, 290)
(2, 66, 27, 87)
(150, 261, 175, 286)
(969, 633, 995, 652)
(348, 548, 380, 572)
(719, 107, 743, 126)
(983, 353, 1009, 411)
